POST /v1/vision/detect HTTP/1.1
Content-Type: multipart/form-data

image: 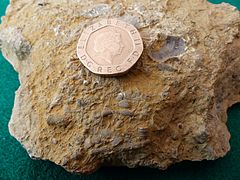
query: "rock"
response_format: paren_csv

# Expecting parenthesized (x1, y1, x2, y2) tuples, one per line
(51, 138, 58, 145)
(111, 136, 123, 147)
(118, 109, 134, 116)
(157, 63, 176, 72)
(101, 107, 113, 117)
(81, 4, 111, 18)
(118, 100, 130, 108)
(76, 98, 87, 107)
(138, 127, 149, 138)
(1, 0, 240, 175)
(0, 26, 31, 72)
(194, 130, 209, 144)
(46, 115, 71, 127)
(148, 36, 186, 62)
(0, 26, 31, 61)
(116, 92, 126, 101)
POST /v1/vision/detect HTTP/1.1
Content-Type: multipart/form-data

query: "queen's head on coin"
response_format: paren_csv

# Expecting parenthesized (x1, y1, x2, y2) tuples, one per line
(93, 29, 124, 65)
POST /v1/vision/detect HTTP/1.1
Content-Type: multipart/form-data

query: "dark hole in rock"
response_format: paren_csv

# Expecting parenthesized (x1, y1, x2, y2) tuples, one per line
(37, 2, 49, 6)
(148, 36, 186, 62)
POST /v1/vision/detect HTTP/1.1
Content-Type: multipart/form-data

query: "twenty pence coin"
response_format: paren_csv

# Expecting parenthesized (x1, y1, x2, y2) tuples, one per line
(77, 18, 143, 76)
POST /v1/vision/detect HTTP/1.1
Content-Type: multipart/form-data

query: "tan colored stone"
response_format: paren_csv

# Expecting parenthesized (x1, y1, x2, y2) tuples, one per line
(0, 0, 240, 174)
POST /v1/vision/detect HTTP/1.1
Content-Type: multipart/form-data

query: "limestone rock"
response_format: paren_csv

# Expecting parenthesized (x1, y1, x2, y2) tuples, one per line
(0, 0, 240, 174)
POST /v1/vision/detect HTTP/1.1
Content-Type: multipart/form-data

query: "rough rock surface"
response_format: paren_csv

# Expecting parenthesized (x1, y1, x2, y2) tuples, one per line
(0, 0, 240, 174)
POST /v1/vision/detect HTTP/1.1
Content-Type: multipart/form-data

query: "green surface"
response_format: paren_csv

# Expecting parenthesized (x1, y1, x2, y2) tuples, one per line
(0, 0, 240, 179)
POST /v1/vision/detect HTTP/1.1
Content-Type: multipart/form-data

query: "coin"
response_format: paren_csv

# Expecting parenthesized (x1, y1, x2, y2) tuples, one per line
(77, 18, 143, 76)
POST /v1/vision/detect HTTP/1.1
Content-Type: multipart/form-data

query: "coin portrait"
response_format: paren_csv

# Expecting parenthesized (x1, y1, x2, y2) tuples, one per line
(77, 18, 143, 76)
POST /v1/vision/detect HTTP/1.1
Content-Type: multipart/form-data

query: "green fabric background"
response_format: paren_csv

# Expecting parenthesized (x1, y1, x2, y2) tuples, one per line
(0, 0, 240, 179)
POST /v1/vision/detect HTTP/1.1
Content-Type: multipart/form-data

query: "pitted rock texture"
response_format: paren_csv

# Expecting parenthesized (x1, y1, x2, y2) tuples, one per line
(0, 0, 240, 174)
